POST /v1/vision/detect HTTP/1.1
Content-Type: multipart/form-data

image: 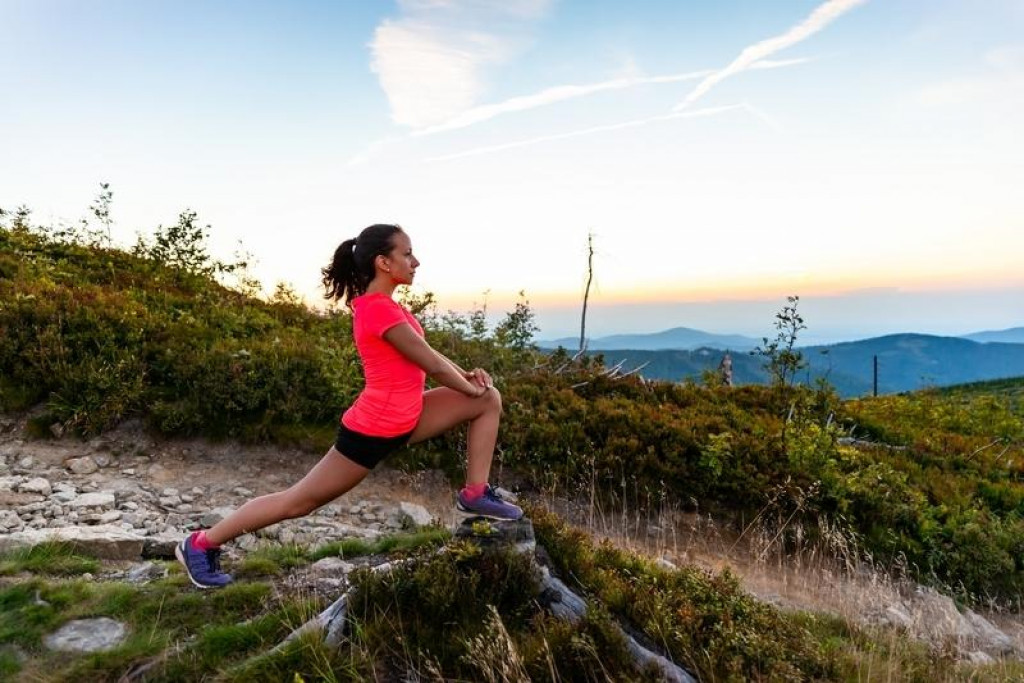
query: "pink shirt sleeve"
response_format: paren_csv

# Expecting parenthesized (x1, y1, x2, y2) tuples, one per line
(361, 296, 409, 338)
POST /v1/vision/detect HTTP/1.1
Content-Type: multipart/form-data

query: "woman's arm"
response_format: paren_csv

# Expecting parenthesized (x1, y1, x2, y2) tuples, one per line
(384, 323, 486, 397)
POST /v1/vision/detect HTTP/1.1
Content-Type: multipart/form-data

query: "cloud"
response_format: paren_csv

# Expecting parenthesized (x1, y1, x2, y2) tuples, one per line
(370, 1, 553, 129)
(674, 0, 867, 111)
(425, 104, 744, 162)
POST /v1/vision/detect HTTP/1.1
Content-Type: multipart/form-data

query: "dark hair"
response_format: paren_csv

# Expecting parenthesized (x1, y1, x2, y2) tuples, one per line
(322, 224, 404, 306)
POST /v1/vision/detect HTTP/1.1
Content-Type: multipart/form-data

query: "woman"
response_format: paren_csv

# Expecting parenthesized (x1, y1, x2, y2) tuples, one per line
(177, 224, 522, 588)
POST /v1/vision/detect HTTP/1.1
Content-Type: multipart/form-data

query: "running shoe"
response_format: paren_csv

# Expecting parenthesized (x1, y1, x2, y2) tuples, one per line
(175, 533, 233, 588)
(457, 485, 524, 521)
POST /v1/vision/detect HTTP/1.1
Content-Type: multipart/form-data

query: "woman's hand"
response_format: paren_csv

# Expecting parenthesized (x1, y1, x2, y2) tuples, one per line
(465, 368, 493, 391)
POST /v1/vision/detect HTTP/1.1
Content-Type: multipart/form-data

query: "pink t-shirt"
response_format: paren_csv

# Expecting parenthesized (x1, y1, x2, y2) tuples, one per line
(341, 293, 426, 437)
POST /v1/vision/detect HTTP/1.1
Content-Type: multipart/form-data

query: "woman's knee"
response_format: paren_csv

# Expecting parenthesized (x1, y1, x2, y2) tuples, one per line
(483, 386, 502, 412)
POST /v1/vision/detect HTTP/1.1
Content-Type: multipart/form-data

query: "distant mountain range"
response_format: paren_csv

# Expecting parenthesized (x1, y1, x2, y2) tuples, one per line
(537, 327, 760, 351)
(544, 328, 1024, 397)
(963, 327, 1024, 344)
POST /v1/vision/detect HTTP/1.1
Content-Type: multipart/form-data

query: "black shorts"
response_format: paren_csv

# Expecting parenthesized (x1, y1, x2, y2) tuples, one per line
(334, 422, 414, 470)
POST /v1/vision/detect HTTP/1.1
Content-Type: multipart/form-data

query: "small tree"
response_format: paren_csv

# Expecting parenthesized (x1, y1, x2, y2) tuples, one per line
(494, 290, 539, 350)
(89, 182, 113, 245)
(753, 295, 807, 388)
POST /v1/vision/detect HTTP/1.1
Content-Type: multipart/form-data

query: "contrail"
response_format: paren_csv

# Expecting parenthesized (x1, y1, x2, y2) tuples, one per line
(674, 0, 867, 110)
(416, 58, 809, 137)
(414, 70, 714, 136)
(426, 104, 744, 162)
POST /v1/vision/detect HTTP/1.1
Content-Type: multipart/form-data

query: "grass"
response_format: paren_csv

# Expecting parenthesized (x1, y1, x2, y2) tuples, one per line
(0, 542, 100, 577)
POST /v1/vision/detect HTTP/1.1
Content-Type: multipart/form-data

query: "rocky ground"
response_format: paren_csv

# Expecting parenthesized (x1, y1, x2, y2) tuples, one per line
(3, 412, 1024, 668)
(0, 415, 454, 566)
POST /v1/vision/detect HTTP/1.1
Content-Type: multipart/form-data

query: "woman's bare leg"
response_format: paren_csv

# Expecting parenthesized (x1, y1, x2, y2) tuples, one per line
(204, 447, 370, 546)
(407, 386, 502, 485)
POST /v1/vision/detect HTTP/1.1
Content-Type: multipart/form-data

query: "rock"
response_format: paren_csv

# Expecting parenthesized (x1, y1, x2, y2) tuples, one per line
(159, 495, 182, 507)
(68, 492, 116, 509)
(18, 477, 52, 496)
(965, 650, 995, 665)
(0, 525, 144, 560)
(49, 422, 65, 438)
(200, 507, 235, 528)
(655, 557, 678, 571)
(1, 491, 44, 507)
(0, 475, 21, 491)
(126, 561, 168, 584)
(19, 456, 35, 469)
(882, 605, 914, 630)
(233, 487, 253, 497)
(0, 509, 23, 531)
(398, 502, 434, 528)
(67, 457, 99, 475)
(122, 468, 135, 476)
(92, 453, 113, 468)
(454, 516, 535, 554)
(98, 510, 123, 524)
(142, 531, 181, 559)
(311, 557, 356, 575)
(44, 618, 127, 652)
(961, 609, 1016, 655)
(53, 489, 78, 503)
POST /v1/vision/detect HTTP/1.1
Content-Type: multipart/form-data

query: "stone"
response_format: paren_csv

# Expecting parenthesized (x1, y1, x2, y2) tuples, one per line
(0, 525, 144, 560)
(69, 492, 116, 509)
(655, 557, 678, 571)
(53, 489, 78, 503)
(966, 651, 995, 665)
(18, 477, 52, 496)
(961, 609, 1016, 655)
(0, 475, 21, 491)
(398, 502, 434, 528)
(44, 618, 126, 653)
(200, 506, 235, 528)
(93, 453, 113, 468)
(311, 557, 356, 575)
(18, 456, 35, 469)
(126, 561, 168, 584)
(67, 457, 99, 475)
(0, 509, 23, 531)
(142, 531, 181, 559)
(0, 490, 43, 507)
(122, 468, 135, 476)
(454, 516, 535, 554)
(233, 486, 253, 497)
(98, 510, 123, 524)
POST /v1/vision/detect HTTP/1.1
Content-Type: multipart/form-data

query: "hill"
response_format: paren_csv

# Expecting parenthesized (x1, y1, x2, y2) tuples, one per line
(584, 334, 1024, 397)
(538, 326, 759, 351)
(964, 326, 1024, 344)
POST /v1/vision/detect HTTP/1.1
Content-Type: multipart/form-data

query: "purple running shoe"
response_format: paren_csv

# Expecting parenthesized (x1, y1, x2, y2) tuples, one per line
(175, 533, 233, 588)
(457, 485, 524, 521)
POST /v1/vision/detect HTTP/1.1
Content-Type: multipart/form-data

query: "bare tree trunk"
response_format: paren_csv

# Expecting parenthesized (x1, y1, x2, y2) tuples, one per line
(579, 232, 594, 355)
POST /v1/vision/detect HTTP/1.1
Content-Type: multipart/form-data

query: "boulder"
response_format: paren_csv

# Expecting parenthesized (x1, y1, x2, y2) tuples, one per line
(18, 477, 52, 496)
(68, 492, 116, 509)
(44, 618, 126, 652)
(66, 457, 99, 475)
(398, 501, 434, 528)
(0, 525, 144, 560)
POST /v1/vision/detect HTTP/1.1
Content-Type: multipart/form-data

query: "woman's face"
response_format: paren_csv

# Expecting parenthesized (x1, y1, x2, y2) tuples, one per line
(382, 232, 419, 285)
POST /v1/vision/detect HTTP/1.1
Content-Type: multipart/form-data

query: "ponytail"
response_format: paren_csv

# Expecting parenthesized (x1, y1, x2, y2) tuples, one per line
(321, 224, 404, 306)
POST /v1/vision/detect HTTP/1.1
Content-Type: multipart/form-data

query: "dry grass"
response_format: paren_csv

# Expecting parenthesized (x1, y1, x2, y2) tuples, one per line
(538, 481, 1024, 675)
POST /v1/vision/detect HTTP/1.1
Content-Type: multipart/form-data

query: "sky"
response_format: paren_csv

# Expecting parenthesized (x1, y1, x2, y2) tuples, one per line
(2, 0, 1023, 343)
